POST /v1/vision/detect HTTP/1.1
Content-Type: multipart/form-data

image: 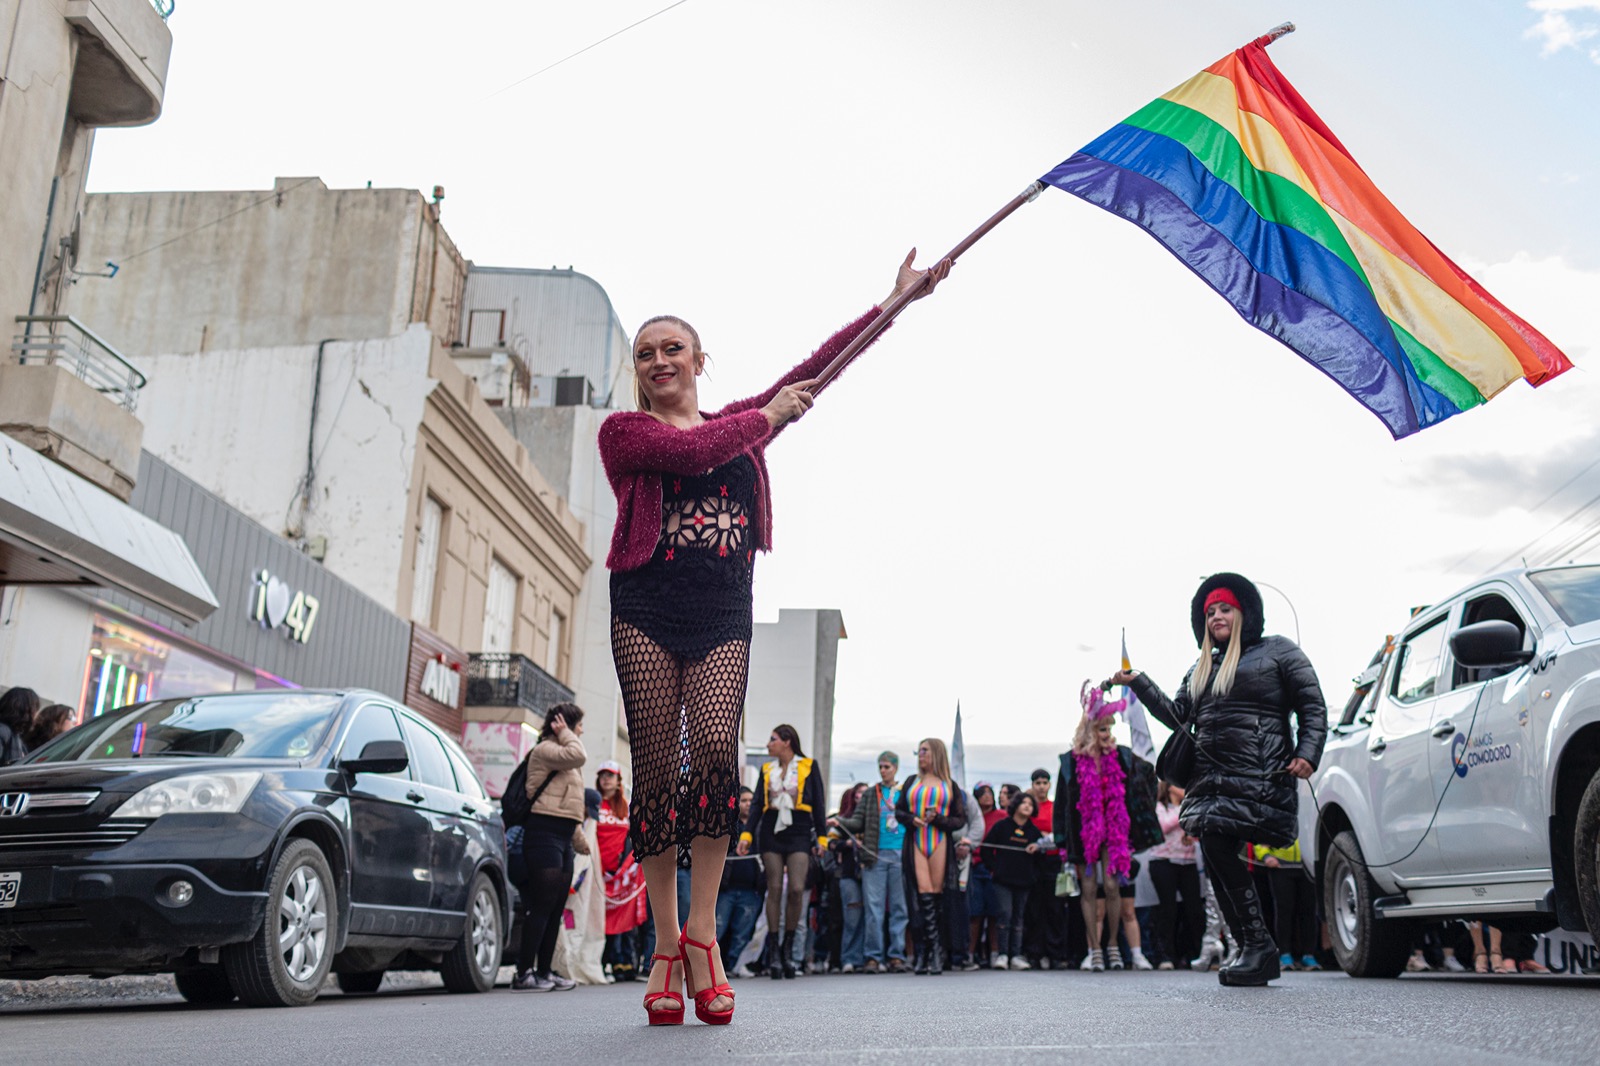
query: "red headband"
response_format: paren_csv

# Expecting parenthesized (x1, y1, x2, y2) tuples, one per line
(1203, 587, 1242, 614)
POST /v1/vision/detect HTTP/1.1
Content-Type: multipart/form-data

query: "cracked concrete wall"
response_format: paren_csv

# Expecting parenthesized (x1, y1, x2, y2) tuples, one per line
(133, 327, 434, 610)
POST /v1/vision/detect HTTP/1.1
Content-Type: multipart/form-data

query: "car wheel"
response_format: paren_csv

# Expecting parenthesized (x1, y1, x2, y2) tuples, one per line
(1324, 830, 1410, 978)
(440, 872, 502, 993)
(336, 970, 385, 994)
(1574, 768, 1600, 942)
(174, 967, 236, 1004)
(224, 838, 338, 1007)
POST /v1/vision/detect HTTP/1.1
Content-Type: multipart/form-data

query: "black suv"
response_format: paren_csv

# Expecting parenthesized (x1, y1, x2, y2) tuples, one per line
(0, 690, 508, 1006)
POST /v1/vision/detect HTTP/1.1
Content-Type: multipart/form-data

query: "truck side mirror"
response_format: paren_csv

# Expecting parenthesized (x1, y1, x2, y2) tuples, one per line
(1450, 620, 1534, 670)
(342, 739, 409, 775)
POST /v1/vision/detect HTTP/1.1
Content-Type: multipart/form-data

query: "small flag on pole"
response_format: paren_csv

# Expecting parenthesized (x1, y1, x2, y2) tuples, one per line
(951, 702, 968, 792)
(1121, 629, 1156, 761)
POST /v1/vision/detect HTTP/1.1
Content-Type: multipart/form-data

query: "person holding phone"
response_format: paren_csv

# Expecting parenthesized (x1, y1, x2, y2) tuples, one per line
(513, 703, 588, 992)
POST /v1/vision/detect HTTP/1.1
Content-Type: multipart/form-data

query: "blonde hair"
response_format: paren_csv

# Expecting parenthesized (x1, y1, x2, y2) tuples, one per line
(1189, 611, 1244, 700)
(1072, 711, 1116, 756)
(631, 316, 702, 414)
(918, 737, 953, 783)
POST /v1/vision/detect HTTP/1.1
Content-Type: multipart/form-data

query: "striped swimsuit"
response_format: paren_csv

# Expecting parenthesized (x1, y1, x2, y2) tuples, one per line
(906, 778, 950, 857)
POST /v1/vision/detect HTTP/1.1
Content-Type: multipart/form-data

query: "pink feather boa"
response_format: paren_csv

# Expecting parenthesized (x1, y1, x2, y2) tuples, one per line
(1074, 749, 1132, 878)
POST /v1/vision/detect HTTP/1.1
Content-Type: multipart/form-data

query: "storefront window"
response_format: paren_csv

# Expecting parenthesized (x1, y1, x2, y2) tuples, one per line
(79, 614, 284, 720)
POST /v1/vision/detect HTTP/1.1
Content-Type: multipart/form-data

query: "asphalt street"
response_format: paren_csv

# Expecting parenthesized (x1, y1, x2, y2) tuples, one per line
(3, 967, 1598, 1065)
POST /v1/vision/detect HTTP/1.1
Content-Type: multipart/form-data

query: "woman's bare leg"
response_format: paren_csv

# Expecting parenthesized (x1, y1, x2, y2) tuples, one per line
(640, 851, 681, 1012)
(687, 834, 732, 1012)
(1078, 866, 1101, 950)
(913, 848, 935, 894)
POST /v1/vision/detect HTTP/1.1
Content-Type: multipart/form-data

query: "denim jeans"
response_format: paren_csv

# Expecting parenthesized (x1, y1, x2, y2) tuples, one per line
(715, 887, 762, 971)
(992, 882, 1028, 957)
(862, 851, 908, 963)
(838, 876, 866, 967)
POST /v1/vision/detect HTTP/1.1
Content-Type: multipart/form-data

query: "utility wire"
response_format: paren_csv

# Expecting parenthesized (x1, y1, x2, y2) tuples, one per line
(486, 1, 692, 98)
(117, 177, 324, 264)
(1446, 447, 1600, 575)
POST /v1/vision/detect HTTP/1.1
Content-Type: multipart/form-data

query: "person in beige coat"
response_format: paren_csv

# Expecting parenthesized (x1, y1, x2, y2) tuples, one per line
(513, 702, 588, 991)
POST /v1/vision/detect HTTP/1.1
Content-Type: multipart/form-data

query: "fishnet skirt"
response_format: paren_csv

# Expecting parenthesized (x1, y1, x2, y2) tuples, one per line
(611, 617, 747, 861)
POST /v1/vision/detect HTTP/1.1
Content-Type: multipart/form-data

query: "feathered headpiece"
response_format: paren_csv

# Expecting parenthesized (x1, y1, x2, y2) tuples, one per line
(1080, 679, 1128, 721)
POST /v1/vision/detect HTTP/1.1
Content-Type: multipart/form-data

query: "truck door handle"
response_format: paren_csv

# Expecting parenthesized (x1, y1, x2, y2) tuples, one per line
(460, 804, 478, 817)
(1432, 720, 1456, 738)
(1369, 739, 1387, 756)
(407, 790, 425, 804)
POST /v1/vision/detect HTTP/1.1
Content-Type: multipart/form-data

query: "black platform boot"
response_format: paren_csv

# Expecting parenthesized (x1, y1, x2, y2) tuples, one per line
(912, 903, 930, 975)
(922, 894, 945, 975)
(764, 932, 783, 980)
(1217, 882, 1280, 987)
(780, 930, 798, 979)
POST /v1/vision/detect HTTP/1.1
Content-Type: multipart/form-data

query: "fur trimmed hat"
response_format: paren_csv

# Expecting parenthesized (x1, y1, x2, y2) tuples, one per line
(1189, 572, 1266, 648)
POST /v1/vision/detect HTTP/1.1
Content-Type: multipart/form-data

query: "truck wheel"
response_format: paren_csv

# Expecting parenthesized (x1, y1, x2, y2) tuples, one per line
(1324, 830, 1410, 978)
(1575, 769, 1600, 942)
(224, 839, 338, 1006)
(174, 967, 236, 1004)
(440, 873, 502, 993)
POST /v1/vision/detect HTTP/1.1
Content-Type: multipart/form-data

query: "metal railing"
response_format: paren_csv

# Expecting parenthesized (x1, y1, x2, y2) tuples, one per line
(150, 0, 175, 20)
(466, 653, 573, 715)
(12, 316, 148, 412)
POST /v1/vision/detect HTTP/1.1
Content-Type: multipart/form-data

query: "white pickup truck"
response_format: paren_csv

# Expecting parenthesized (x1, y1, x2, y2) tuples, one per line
(1299, 564, 1600, 977)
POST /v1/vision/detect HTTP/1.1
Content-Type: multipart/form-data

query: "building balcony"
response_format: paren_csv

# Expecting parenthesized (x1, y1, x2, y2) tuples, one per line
(65, 0, 175, 127)
(1, 316, 147, 499)
(450, 346, 531, 408)
(465, 653, 573, 722)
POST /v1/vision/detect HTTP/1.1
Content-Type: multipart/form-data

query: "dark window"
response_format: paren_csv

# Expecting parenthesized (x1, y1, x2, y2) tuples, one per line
(339, 704, 409, 778)
(1392, 617, 1448, 704)
(32, 693, 340, 763)
(400, 714, 456, 792)
(443, 740, 487, 801)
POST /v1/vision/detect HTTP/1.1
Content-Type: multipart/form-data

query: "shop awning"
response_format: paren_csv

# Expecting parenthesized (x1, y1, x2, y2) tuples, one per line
(0, 432, 218, 624)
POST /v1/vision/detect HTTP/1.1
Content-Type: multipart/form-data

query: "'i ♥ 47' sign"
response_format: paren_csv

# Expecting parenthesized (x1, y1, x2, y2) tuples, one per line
(251, 568, 321, 644)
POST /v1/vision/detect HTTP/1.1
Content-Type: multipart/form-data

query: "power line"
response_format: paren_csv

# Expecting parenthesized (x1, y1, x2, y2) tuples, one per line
(117, 177, 324, 264)
(1444, 446, 1600, 575)
(486, 1, 692, 99)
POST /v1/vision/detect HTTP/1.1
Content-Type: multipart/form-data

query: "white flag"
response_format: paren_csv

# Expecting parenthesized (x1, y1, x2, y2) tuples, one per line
(951, 702, 967, 791)
(1122, 629, 1156, 760)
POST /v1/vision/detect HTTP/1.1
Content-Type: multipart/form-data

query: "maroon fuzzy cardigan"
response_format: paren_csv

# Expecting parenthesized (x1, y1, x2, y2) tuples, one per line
(599, 308, 889, 572)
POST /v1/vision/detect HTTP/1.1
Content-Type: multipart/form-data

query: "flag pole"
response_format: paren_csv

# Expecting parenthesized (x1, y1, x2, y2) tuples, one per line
(812, 180, 1046, 394)
(815, 21, 1291, 395)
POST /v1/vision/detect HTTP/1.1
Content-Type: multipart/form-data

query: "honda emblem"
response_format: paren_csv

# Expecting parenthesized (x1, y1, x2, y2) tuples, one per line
(0, 792, 30, 817)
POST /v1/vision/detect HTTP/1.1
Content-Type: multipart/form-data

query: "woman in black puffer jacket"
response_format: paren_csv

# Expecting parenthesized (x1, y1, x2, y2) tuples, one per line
(1106, 572, 1326, 987)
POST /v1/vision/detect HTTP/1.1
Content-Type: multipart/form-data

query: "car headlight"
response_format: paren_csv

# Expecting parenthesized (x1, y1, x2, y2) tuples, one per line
(116, 772, 262, 818)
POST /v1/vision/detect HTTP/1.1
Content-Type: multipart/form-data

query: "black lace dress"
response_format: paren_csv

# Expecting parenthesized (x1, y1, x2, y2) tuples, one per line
(609, 454, 757, 860)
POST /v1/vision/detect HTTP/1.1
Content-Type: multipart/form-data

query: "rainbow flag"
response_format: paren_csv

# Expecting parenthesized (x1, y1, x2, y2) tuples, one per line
(1042, 35, 1572, 438)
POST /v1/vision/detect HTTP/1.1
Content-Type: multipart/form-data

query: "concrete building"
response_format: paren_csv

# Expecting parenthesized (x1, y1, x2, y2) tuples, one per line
(742, 609, 848, 794)
(1, 0, 222, 697)
(60, 179, 592, 791)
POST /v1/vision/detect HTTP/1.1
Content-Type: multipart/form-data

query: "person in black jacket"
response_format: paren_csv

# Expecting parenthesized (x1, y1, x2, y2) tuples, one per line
(981, 792, 1043, 970)
(1107, 572, 1327, 987)
(1052, 687, 1164, 972)
(0, 687, 40, 767)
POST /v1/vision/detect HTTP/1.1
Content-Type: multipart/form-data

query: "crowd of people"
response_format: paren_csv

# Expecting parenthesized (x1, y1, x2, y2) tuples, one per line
(0, 686, 80, 766)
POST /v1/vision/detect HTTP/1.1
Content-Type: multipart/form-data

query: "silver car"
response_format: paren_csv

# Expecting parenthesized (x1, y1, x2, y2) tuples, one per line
(1299, 564, 1600, 977)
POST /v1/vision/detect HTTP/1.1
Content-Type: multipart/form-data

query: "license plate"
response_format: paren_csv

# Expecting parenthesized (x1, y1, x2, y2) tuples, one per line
(0, 872, 18, 908)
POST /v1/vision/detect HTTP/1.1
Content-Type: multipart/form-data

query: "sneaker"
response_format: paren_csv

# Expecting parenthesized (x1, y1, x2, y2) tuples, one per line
(546, 974, 576, 991)
(511, 969, 540, 991)
(1088, 949, 1105, 973)
(863, 959, 881, 974)
(1157, 960, 1175, 971)
(1130, 949, 1154, 971)
(959, 960, 980, 971)
(887, 958, 908, 973)
(1009, 956, 1031, 971)
(731, 964, 755, 979)
(840, 963, 856, 974)
(1036, 957, 1051, 971)
(1107, 949, 1125, 971)
(1301, 955, 1324, 972)
(1405, 951, 1432, 972)
(992, 953, 1008, 971)
(1280, 952, 1296, 972)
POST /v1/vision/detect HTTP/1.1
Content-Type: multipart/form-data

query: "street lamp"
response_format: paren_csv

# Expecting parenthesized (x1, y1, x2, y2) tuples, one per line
(1254, 579, 1302, 646)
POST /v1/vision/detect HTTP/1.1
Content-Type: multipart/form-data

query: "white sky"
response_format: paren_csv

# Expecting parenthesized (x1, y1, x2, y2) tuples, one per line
(90, 1, 1600, 785)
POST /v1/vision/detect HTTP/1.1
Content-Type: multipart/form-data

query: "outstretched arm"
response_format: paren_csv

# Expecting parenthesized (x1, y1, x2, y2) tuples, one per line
(597, 409, 771, 479)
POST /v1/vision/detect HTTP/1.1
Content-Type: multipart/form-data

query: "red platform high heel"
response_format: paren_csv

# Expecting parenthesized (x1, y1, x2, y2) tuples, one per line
(678, 928, 735, 1026)
(642, 952, 685, 1026)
